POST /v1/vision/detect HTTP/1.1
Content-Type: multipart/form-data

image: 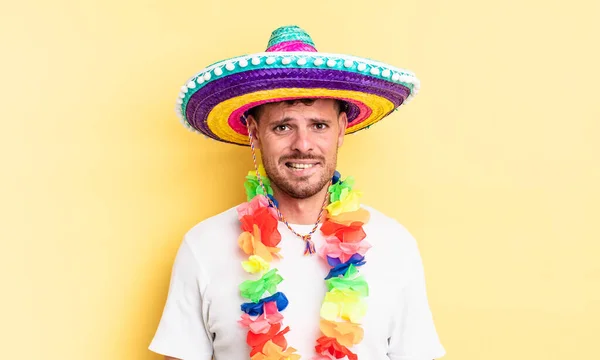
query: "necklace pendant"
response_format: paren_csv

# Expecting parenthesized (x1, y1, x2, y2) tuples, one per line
(303, 236, 316, 256)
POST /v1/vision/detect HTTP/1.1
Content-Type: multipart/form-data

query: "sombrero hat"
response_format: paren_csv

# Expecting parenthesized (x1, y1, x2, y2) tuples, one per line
(175, 25, 420, 146)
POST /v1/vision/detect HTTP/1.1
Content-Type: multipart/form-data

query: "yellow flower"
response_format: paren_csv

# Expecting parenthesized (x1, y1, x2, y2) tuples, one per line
(320, 288, 367, 323)
(242, 255, 270, 274)
(326, 189, 362, 216)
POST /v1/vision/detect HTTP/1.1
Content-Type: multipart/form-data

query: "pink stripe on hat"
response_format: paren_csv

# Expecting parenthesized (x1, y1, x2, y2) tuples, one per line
(266, 40, 317, 52)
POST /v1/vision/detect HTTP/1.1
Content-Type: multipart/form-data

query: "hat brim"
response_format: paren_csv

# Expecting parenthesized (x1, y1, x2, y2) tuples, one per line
(176, 52, 419, 145)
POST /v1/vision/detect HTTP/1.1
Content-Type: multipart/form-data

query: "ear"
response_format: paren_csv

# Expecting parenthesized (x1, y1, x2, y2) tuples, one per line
(246, 115, 261, 148)
(337, 111, 348, 148)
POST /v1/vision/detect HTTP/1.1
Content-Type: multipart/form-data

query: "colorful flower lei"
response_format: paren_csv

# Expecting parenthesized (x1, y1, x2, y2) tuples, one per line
(237, 168, 371, 359)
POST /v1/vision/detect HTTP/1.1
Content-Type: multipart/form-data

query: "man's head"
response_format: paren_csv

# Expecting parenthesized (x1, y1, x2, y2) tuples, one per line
(246, 98, 348, 200)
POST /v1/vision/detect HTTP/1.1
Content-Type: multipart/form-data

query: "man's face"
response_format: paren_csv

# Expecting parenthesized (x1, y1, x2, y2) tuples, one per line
(248, 99, 348, 199)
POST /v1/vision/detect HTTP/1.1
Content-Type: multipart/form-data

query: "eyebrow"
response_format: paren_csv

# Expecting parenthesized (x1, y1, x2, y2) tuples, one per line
(270, 117, 333, 126)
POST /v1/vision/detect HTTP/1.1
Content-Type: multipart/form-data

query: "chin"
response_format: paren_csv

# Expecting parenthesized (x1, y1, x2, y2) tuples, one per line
(279, 173, 331, 199)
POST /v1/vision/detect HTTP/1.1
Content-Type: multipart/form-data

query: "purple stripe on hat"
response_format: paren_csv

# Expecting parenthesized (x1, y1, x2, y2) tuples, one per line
(185, 68, 410, 139)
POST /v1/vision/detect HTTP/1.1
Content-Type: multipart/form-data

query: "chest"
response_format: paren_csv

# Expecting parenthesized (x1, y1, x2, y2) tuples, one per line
(202, 229, 407, 358)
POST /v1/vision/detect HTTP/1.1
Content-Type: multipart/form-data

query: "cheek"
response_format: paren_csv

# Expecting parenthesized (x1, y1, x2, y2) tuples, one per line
(260, 138, 285, 163)
(318, 138, 340, 159)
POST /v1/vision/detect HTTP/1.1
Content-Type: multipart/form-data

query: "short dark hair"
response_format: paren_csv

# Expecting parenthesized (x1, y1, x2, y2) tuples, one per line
(247, 98, 347, 122)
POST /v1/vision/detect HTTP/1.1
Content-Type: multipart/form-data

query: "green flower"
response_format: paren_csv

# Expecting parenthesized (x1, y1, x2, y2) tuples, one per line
(325, 265, 369, 297)
(328, 176, 355, 203)
(239, 268, 283, 303)
(244, 167, 273, 201)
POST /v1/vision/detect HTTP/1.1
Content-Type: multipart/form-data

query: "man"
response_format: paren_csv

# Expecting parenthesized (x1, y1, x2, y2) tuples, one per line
(150, 25, 445, 360)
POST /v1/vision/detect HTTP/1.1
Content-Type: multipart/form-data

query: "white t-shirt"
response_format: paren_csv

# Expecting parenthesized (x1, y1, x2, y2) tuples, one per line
(149, 205, 445, 360)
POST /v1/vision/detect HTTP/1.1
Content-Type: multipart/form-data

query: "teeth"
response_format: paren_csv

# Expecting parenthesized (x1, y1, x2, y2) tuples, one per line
(288, 163, 315, 170)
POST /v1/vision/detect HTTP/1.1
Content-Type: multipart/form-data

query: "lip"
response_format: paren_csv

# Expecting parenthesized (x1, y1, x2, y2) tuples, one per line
(283, 160, 320, 165)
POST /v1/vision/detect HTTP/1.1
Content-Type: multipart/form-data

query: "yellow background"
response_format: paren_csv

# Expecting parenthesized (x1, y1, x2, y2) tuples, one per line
(2, 0, 598, 359)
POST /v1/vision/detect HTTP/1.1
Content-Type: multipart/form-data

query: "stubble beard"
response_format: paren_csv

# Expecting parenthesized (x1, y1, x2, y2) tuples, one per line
(263, 150, 338, 200)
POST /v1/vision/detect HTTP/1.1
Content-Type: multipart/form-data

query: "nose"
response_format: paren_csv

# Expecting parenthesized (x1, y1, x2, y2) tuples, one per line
(291, 127, 313, 153)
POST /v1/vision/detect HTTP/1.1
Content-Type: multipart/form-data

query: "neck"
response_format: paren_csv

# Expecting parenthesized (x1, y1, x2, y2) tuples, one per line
(271, 184, 329, 225)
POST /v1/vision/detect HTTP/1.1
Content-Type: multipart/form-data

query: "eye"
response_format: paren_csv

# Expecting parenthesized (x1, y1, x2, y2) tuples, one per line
(314, 123, 328, 130)
(273, 124, 290, 132)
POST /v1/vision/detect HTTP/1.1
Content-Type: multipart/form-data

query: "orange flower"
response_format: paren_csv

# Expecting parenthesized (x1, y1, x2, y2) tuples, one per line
(319, 319, 364, 347)
(250, 340, 300, 360)
(327, 207, 370, 225)
(238, 225, 280, 262)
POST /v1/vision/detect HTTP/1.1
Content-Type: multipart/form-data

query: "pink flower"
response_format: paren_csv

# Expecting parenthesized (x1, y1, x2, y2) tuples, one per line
(318, 236, 371, 263)
(238, 301, 284, 334)
(237, 195, 277, 220)
(237, 195, 282, 248)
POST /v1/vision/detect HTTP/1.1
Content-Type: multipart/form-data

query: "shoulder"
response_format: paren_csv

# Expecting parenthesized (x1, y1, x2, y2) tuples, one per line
(360, 204, 421, 255)
(185, 205, 240, 239)
(182, 204, 242, 260)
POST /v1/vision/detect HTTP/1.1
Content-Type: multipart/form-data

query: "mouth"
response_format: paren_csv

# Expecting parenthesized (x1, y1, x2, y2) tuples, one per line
(284, 160, 321, 175)
(285, 162, 317, 170)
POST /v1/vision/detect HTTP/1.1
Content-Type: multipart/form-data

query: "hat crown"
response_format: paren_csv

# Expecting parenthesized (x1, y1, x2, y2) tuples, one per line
(266, 25, 317, 52)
